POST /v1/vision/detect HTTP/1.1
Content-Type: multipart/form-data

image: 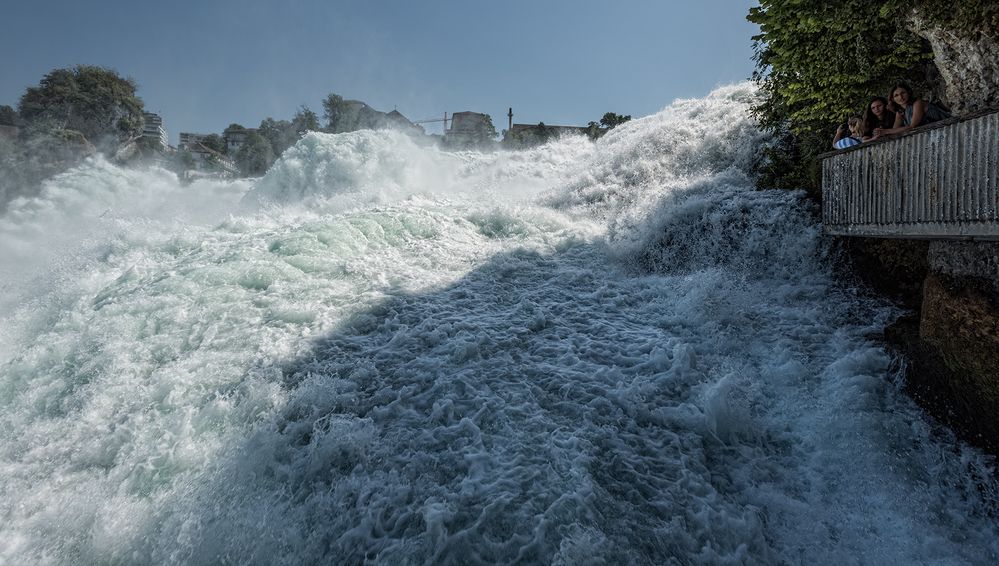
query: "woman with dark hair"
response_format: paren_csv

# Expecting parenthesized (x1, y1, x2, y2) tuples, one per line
(876, 82, 950, 136)
(861, 96, 894, 141)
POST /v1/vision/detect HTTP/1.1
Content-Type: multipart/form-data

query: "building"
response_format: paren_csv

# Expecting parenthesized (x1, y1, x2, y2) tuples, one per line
(384, 110, 424, 135)
(141, 112, 169, 150)
(179, 132, 211, 150)
(188, 142, 238, 178)
(444, 111, 496, 147)
(500, 108, 588, 147)
(178, 132, 238, 177)
(223, 127, 257, 155)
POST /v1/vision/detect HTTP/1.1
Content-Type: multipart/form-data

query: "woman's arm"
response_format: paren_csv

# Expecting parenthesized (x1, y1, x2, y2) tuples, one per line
(877, 109, 913, 136)
(908, 100, 927, 128)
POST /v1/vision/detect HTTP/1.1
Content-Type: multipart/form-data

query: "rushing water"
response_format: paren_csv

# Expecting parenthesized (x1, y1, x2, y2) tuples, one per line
(1, 84, 997, 565)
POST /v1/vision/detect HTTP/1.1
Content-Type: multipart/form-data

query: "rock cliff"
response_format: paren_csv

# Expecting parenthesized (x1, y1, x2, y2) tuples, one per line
(908, 12, 999, 113)
(881, 13, 999, 451)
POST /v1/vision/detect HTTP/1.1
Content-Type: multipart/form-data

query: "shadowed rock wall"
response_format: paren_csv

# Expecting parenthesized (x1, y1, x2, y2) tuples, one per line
(905, 243, 999, 450)
(909, 13, 999, 113)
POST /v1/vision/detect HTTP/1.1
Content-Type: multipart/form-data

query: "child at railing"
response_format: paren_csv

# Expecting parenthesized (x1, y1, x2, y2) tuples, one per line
(832, 117, 864, 149)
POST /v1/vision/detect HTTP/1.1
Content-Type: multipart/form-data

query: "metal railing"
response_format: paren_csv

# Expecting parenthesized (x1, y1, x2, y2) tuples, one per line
(821, 109, 999, 240)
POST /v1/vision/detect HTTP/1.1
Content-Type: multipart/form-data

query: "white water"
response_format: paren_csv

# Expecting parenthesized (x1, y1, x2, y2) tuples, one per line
(1, 84, 996, 565)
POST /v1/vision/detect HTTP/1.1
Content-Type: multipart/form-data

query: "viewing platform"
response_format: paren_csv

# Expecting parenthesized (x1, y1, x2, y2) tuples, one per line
(821, 109, 999, 240)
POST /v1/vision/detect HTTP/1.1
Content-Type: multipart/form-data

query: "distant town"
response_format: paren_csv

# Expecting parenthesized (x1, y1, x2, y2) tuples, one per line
(0, 65, 630, 206)
(138, 100, 629, 181)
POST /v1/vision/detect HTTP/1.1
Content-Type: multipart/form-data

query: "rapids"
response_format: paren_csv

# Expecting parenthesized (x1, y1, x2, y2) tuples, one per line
(1, 84, 996, 565)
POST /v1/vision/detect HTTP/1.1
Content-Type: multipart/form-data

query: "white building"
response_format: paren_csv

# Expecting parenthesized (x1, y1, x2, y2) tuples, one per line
(179, 132, 210, 150)
(142, 112, 169, 150)
(177, 131, 238, 178)
(223, 127, 257, 155)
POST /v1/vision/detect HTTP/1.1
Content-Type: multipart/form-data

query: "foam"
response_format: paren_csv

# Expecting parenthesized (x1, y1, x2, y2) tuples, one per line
(0, 84, 996, 565)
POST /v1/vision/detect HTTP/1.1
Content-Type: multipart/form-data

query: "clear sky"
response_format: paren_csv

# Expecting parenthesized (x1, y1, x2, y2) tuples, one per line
(1, 0, 760, 143)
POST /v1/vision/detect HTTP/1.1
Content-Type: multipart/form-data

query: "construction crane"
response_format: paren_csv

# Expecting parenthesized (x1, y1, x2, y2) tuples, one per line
(413, 112, 451, 133)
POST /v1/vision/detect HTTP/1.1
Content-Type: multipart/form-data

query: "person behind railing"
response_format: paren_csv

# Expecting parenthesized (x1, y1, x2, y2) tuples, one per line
(861, 96, 895, 141)
(832, 116, 864, 149)
(875, 82, 951, 136)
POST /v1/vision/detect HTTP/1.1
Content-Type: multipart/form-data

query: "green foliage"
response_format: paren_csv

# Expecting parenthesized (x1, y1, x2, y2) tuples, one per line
(16, 65, 144, 150)
(748, 0, 931, 133)
(599, 112, 631, 129)
(478, 115, 498, 141)
(292, 105, 319, 136)
(322, 93, 345, 131)
(200, 133, 226, 155)
(321, 93, 396, 133)
(583, 112, 631, 140)
(258, 117, 297, 155)
(535, 122, 551, 142)
(0, 105, 17, 126)
(912, 0, 999, 36)
(135, 135, 162, 153)
(223, 123, 245, 137)
(747, 0, 937, 191)
(235, 132, 274, 176)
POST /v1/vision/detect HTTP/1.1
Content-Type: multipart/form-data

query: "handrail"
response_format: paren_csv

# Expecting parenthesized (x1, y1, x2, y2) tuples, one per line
(817, 107, 999, 160)
(820, 108, 999, 240)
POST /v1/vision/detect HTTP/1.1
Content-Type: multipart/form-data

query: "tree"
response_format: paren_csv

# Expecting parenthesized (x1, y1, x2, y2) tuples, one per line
(200, 133, 226, 155)
(17, 65, 144, 149)
(583, 112, 631, 140)
(477, 115, 498, 146)
(292, 105, 319, 136)
(258, 117, 296, 155)
(0, 105, 17, 126)
(534, 122, 551, 144)
(174, 148, 196, 171)
(599, 112, 631, 129)
(235, 132, 274, 176)
(321, 93, 386, 133)
(322, 93, 345, 132)
(223, 123, 246, 139)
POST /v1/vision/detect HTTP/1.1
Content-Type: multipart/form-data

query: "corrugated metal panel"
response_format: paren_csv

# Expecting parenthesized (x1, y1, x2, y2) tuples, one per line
(821, 110, 999, 240)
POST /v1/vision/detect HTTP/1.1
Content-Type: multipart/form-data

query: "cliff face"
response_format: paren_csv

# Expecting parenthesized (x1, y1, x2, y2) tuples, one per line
(882, 15, 999, 451)
(908, 13, 999, 113)
(915, 244, 999, 449)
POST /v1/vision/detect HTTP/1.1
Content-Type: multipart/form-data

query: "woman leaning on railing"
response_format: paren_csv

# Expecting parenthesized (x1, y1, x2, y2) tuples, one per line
(875, 81, 951, 137)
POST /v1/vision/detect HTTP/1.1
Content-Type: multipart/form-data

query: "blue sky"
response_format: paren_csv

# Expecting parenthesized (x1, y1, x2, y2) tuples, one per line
(1, 1, 759, 143)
